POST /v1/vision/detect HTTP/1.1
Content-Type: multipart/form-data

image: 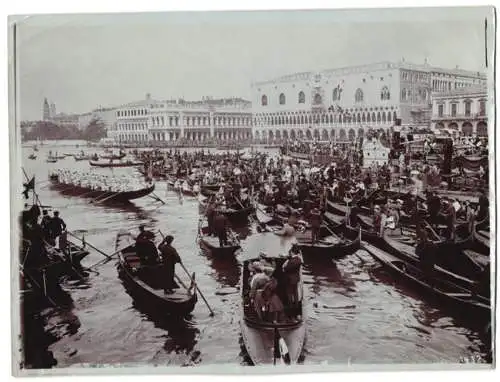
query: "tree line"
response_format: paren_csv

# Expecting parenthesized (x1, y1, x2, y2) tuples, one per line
(21, 118, 107, 142)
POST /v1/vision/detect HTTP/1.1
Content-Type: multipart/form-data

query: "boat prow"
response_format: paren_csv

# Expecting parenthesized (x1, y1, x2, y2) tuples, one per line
(240, 320, 306, 365)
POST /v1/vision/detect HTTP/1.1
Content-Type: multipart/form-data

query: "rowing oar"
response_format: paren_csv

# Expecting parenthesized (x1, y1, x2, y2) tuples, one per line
(67, 231, 113, 260)
(149, 192, 166, 204)
(158, 230, 214, 316)
(90, 191, 123, 205)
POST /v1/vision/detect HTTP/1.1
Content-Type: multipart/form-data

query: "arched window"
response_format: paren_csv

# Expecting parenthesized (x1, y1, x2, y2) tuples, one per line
(393, 111, 397, 121)
(298, 91, 305, 104)
(261, 95, 268, 106)
(367, 113, 371, 122)
(401, 88, 410, 102)
(381, 86, 390, 101)
(279, 93, 286, 105)
(314, 93, 322, 105)
(332, 88, 339, 101)
(355, 88, 364, 102)
(382, 112, 386, 123)
(362, 113, 366, 122)
(377, 112, 381, 123)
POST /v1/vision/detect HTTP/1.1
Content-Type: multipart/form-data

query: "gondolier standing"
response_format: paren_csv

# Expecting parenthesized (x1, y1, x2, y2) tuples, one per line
(135, 224, 157, 265)
(214, 211, 229, 247)
(158, 235, 182, 294)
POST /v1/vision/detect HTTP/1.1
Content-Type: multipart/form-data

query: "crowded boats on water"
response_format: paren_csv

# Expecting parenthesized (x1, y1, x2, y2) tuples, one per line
(19, 127, 492, 365)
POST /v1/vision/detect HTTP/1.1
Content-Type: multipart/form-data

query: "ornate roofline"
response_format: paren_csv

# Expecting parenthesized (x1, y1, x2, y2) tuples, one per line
(252, 61, 486, 87)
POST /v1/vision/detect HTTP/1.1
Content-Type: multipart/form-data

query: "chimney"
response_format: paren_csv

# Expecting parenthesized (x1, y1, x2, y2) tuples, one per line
(146, 93, 151, 100)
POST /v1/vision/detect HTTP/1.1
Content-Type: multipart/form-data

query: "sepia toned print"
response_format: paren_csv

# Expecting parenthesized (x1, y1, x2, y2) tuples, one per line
(10, 7, 495, 375)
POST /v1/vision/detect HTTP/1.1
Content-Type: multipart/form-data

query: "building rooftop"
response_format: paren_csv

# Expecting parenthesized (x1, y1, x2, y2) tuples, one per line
(253, 60, 486, 86)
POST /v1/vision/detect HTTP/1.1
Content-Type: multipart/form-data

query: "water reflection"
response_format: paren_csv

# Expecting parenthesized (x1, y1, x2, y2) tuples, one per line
(204, 249, 241, 288)
(131, 300, 199, 356)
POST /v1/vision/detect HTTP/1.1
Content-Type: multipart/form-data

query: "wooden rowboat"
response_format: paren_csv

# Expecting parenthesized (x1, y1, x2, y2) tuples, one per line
(363, 243, 490, 320)
(294, 228, 361, 261)
(198, 222, 241, 257)
(199, 198, 255, 225)
(240, 255, 306, 365)
(48, 174, 156, 203)
(100, 152, 126, 160)
(115, 231, 197, 316)
(89, 160, 143, 168)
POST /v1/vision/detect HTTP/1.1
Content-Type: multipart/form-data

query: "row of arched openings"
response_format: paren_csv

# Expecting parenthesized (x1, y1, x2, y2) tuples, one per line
(255, 110, 397, 126)
(261, 86, 392, 106)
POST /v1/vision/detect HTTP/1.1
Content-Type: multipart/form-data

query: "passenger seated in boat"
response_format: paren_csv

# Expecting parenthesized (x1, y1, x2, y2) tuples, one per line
(135, 224, 158, 265)
(282, 249, 303, 315)
(249, 261, 271, 300)
(158, 235, 181, 294)
(253, 278, 285, 323)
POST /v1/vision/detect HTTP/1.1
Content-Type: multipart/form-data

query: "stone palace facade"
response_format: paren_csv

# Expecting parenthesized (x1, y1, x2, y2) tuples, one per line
(251, 61, 486, 143)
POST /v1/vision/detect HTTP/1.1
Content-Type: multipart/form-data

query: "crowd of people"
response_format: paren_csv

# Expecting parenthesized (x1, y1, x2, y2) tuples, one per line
(21, 205, 68, 268)
(49, 169, 152, 192)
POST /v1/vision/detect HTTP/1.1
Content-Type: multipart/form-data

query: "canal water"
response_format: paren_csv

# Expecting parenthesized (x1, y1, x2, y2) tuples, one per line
(18, 143, 491, 368)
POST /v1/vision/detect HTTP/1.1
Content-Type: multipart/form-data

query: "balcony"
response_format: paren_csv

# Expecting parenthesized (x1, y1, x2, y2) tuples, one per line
(431, 112, 487, 121)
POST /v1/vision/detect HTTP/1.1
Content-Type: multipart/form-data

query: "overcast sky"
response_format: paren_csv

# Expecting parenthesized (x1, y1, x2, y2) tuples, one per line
(13, 7, 493, 120)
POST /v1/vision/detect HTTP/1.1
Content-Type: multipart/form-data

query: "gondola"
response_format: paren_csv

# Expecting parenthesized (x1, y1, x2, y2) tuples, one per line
(200, 183, 225, 197)
(100, 152, 126, 160)
(46, 157, 58, 163)
(363, 243, 490, 320)
(167, 177, 200, 197)
(197, 219, 241, 257)
(89, 160, 143, 168)
(74, 154, 91, 161)
(240, 255, 306, 365)
(293, 227, 361, 261)
(199, 197, 255, 225)
(28, 154, 37, 160)
(115, 231, 197, 316)
(380, 231, 488, 298)
(472, 218, 490, 256)
(48, 174, 156, 203)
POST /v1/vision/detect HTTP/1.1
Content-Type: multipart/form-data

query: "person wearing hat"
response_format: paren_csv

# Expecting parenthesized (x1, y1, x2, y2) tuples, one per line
(249, 261, 271, 301)
(213, 210, 230, 247)
(426, 191, 441, 229)
(40, 209, 52, 242)
(309, 207, 322, 244)
(48, 210, 66, 247)
(282, 247, 303, 318)
(135, 224, 156, 265)
(158, 235, 181, 294)
(440, 199, 456, 241)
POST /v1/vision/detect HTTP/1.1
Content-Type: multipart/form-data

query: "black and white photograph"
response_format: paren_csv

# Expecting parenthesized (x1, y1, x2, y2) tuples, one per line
(9, 5, 495, 375)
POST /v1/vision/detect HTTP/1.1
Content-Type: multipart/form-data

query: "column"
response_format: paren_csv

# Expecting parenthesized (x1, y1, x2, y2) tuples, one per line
(179, 112, 185, 138)
(210, 112, 215, 138)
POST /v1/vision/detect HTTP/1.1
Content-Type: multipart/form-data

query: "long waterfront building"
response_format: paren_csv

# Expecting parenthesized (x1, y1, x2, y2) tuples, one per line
(112, 94, 252, 143)
(251, 60, 486, 142)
